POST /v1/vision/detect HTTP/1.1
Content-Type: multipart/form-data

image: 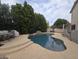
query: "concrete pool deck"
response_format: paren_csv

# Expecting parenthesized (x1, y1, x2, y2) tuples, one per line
(0, 33, 78, 59)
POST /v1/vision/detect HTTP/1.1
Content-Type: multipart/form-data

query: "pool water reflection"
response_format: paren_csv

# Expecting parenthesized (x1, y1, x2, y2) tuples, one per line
(29, 34, 66, 51)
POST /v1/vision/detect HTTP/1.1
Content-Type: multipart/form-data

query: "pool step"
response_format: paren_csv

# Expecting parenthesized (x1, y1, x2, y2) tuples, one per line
(0, 41, 33, 55)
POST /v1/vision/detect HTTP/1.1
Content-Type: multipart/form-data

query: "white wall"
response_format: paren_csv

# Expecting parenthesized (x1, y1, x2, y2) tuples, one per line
(71, 2, 78, 30)
(54, 28, 63, 33)
(71, 2, 78, 43)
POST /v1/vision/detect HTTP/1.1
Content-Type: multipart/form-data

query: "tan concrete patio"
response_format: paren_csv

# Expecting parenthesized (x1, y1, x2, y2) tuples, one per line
(0, 33, 78, 59)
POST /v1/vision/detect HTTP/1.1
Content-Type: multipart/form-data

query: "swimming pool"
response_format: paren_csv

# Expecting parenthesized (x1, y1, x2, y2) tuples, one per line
(29, 34, 66, 51)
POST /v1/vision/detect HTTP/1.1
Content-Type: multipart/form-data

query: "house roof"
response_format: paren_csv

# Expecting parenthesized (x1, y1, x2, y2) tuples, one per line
(70, 0, 78, 13)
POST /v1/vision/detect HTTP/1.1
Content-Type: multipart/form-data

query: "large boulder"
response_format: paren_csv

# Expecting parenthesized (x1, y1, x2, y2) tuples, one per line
(0, 30, 19, 41)
(0, 30, 9, 41)
(9, 30, 19, 37)
(0, 31, 8, 35)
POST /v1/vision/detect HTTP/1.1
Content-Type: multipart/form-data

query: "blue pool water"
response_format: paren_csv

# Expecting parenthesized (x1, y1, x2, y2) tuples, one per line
(29, 34, 66, 51)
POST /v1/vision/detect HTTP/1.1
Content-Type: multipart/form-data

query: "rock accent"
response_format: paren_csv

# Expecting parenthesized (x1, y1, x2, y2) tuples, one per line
(0, 30, 19, 41)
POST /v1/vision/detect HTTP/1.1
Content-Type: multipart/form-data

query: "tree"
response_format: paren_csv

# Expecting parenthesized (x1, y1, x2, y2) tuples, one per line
(0, 1, 48, 34)
(11, 1, 35, 34)
(11, 3, 26, 34)
(23, 1, 35, 33)
(0, 3, 13, 30)
(53, 19, 68, 28)
(34, 13, 48, 32)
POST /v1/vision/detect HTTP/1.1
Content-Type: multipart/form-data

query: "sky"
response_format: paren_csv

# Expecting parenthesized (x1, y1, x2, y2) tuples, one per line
(1, 0, 75, 26)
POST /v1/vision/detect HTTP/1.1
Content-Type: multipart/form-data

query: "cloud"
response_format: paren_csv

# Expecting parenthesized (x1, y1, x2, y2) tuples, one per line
(27, 0, 75, 25)
(1, 0, 16, 5)
(1, 0, 75, 26)
(27, 0, 49, 3)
